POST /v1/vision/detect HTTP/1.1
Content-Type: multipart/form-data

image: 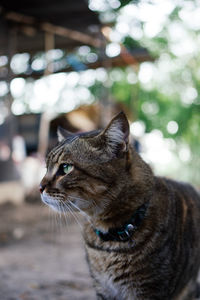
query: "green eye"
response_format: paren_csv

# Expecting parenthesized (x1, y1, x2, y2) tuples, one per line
(63, 163, 73, 174)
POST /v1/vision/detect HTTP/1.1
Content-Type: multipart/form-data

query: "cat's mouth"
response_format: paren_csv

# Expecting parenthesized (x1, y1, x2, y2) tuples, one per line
(41, 192, 78, 212)
(41, 192, 60, 211)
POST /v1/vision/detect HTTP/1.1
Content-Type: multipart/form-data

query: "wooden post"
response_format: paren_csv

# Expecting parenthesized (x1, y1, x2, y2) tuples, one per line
(44, 31, 54, 76)
(37, 32, 55, 157)
(6, 26, 18, 154)
(37, 112, 51, 157)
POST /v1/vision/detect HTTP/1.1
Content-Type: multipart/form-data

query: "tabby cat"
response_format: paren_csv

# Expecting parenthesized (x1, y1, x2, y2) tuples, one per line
(40, 112, 200, 300)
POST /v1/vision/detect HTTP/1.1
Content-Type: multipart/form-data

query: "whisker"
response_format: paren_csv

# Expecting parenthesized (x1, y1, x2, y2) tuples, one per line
(56, 200, 63, 233)
(60, 200, 70, 229)
(62, 201, 83, 230)
(67, 195, 88, 202)
(69, 199, 91, 223)
(61, 201, 70, 227)
(48, 206, 57, 246)
(67, 194, 106, 218)
(54, 205, 60, 228)
(91, 198, 99, 214)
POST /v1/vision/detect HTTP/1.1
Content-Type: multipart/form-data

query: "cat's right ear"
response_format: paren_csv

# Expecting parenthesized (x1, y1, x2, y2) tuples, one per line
(57, 126, 74, 142)
(101, 111, 130, 156)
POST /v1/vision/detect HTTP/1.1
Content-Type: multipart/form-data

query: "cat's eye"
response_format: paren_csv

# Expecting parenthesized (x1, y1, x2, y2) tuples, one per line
(62, 163, 73, 174)
(56, 163, 74, 177)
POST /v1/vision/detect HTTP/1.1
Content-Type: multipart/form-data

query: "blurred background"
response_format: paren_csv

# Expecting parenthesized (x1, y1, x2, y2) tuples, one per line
(0, 0, 200, 299)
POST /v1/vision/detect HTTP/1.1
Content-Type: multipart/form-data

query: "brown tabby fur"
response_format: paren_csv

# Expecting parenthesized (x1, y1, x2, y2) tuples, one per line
(40, 112, 200, 300)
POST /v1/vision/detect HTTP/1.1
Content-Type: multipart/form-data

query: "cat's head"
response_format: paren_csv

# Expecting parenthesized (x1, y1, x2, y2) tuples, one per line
(40, 112, 130, 216)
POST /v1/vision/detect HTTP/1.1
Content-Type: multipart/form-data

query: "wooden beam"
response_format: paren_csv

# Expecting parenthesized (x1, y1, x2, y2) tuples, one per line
(41, 21, 104, 48)
(0, 49, 152, 80)
(4, 11, 105, 48)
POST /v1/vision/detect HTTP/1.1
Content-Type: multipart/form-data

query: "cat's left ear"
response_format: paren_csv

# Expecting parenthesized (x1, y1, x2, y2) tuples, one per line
(57, 126, 74, 142)
(102, 111, 129, 155)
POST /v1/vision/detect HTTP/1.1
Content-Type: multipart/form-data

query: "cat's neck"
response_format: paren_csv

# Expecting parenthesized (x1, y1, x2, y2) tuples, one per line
(87, 174, 154, 232)
(84, 148, 155, 232)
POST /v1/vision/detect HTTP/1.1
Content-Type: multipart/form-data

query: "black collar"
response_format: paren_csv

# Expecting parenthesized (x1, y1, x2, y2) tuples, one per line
(94, 202, 149, 243)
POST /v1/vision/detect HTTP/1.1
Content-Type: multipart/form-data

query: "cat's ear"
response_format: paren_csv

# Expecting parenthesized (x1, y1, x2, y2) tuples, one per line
(102, 111, 129, 155)
(57, 126, 74, 142)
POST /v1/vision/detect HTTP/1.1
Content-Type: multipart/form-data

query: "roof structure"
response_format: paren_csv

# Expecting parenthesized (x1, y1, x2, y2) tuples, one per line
(0, 0, 102, 55)
(0, 0, 152, 80)
(0, 1, 153, 182)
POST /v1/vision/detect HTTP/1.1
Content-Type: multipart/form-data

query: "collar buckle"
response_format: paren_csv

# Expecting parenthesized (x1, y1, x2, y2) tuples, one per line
(117, 230, 130, 241)
(118, 223, 135, 241)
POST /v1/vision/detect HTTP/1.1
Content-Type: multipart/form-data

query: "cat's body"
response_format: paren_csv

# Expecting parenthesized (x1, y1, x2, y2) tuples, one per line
(84, 176, 200, 300)
(40, 112, 200, 300)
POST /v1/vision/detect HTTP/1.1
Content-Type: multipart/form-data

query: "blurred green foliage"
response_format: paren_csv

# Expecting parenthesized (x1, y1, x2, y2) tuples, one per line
(89, 0, 200, 185)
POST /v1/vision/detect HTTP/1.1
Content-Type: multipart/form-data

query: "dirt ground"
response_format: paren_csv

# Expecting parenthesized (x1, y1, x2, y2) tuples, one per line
(0, 201, 96, 300)
(2, 200, 200, 300)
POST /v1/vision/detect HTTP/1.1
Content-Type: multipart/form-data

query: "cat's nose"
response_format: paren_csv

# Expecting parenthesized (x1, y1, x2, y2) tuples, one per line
(39, 184, 46, 194)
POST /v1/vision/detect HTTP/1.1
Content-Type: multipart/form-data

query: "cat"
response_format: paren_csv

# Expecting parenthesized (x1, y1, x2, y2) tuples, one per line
(40, 111, 200, 300)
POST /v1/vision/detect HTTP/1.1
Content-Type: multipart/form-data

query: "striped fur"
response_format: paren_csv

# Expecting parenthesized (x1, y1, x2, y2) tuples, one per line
(40, 112, 200, 300)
